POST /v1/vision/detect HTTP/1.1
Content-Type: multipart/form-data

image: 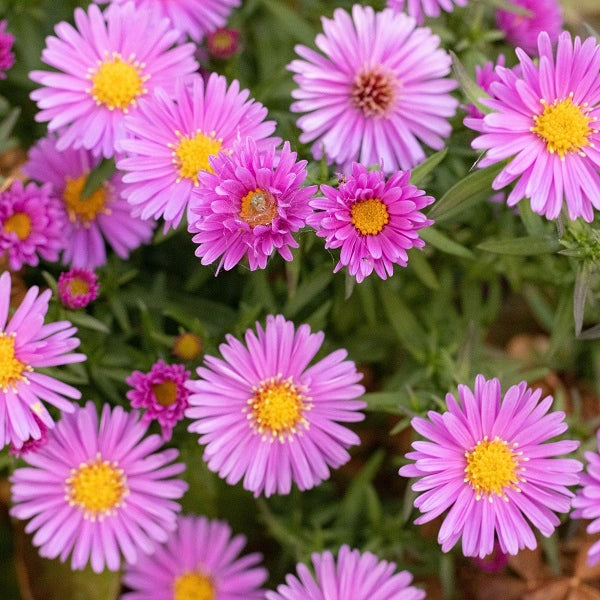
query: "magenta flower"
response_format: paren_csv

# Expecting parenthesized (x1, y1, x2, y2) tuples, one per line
(0, 20, 15, 79)
(30, 3, 198, 158)
(9, 415, 49, 458)
(288, 5, 457, 173)
(307, 163, 434, 283)
(24, 135, 154, 269)
(186, 314, 366, 497)
(0, 271, 85, 450)
(399, 375, 582, 558)
(207, 28, 241, 59)
(126, 360, 191, 441)
(188, 138, 316, 272)
(95, 0, 240, 42)
(0, 180, 65, 270)
(57, 268, 99, 310)
(122, 515, 267, 599)
(10, 401, 188, 573)
(472, 542, 509, 572)
(266, 545, 425, 600)
(388, 0, 467, 24)
(466, 32, 600, 222)
(118, 74, 278, 231)
(497, 0, 562, 55)
(466, 55, 506, 120)
(572, 431, 600, 566)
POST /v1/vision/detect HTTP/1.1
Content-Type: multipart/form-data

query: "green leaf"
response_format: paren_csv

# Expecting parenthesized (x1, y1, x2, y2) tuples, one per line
(407, 248, 440, 290)
(66, 311, 110, 334)
(428, 162, 505, 221)
(420, 228, 474, 260)
(0, 107, 20, 150)
(283, 266, 333, 318)
(578, 324, 600, 340)
(574, 261, 593, 336)
(410, 149, 448, 187)
(363, 391, 402, 413)
(260, 0, 316, 46)
(450, 51, 490, 115)
(477, 235, 561, 256)
(82, 158, 116, 200)
(483, 0, 533, 16)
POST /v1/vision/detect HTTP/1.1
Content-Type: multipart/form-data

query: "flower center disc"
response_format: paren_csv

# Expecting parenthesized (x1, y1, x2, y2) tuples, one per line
(66, 454, 128, 520)
(173, 333, 202, 361)
(531, 96, 594, 159)
(351, 67, 397, 117)
(4, 212, 32, 240)
(173, 572, 215, 600)
(90, 53, 147, 111)
(152, 380, 178, 407)
(63, 175, 108, 225)
(464, 437, 521, 499)
(351, 198, 389, 235)
(239, 188, 278, 228)
(171, 130, 222, 185)
(0, 333, 26, 391)
(69, 278, 90, 297)
(248, 376, 310, 441)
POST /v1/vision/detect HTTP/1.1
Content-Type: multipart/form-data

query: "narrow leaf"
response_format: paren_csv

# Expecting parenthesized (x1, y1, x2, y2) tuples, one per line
(483, 0, 533, 15)
(477, 235, 560, 256)
(450, 51, 491, 115)
(0, 107, 20, 150)
(82, 158, 116, 200)
(420, 228, 474, 260)
(410, 149, 447, 187)
(261, 0, 317, 46)
(407, 248, 440, 290)
(574, 262, 593, 336)
(578, 324, 600, 341)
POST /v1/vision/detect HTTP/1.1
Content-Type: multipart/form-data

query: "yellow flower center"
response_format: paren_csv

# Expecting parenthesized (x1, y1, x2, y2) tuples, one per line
(211, 31, 235, 52)
(170, 130, 222, 186)
(4, 212, 32, 240)
(239, 188, 278, 228)
(247, 376, 310, 442)
(173, 333, 202, 361)
(69, 278, 90, 297)
(531, 94, 597, 160)
(0, 333, 27, 391)
(351, 198, 389, 235)
(152, 380, 178, 407)
(351, 66, 397, 117)
(464, 436, 523, 500)
(173, 572, 215, 600)
(62, 175, 109, 225)
(66, 453, 128, 520)
(89, 52, 148, 111)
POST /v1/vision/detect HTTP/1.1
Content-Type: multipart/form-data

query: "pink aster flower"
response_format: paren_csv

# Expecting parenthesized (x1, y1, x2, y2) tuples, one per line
(30, 2, 198, 158)
(387, 0, 467, 24)
(0, 180, 65, 271)
(0, 271, 85, 450)
(572, 431, 600, 566)
(57, 268, 99, 310)
(288, 5, 458, 173)
(9, 415, 49, 457)
(307, 163, 434, 283)
(266, 545, 425, 600)
(466, 55, 506, 120)
(126, 360, 190, 441)
(466, 32, 600, 222)
(24, 135, 154, 269)
(95, 0, 240, 42)
(118, 74, 278, 231)
(10, 401, 188, 573)
(186, 314, 366, 497)
(399, 375, 582, 558)
(0, 20, 15, 79)
(207, 28, 241, 59)
(122, 515, 267, 599)
(188, 138, 315, 272)
(497, 0, 562, 55)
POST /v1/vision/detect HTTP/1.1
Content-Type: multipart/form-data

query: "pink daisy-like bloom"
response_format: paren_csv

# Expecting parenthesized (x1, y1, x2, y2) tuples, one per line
(122, 515, 267, 599)
(399, 375, 582, 558)
(0, 271, 85, 450)
(466, 55, 506, 120)
(188, 138, 316, 272)
(0, 20, 15, 79)
(465, 32, 600, 222)
(30, 2, 198, 158)
(95, 0, 240, 42)
(266, 545, 425, 600)
(0, 180, 65, 271)
(186, 314, 366, 497)
(10, 401, 188, 573)
(57, 268, 99, 310)
(307, 163, 434, 283)
(23, 135, 154, 269)
(387, 0, 467, 24)
(288, 5, 458, 173)
(572, 431, 600, 566)
(118, 74, 278, 231)
(126, 359, 191, 441)
(9, 415, 49, 458)
(497, 0, 562, 56)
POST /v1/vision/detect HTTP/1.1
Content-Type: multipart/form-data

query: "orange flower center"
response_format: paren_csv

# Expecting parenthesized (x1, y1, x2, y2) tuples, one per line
(239, 188, 278, 228)
(351, 66, 397, 117)
(4, 212, 32, 240)
(351, 198, 389, 235)
(152, 380, 178, 407)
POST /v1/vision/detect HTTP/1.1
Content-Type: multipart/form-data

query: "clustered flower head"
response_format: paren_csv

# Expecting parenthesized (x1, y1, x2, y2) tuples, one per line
(0, 20, 15, 79)
(58, 268, 99, 309)
(126, 359, 191, 441)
